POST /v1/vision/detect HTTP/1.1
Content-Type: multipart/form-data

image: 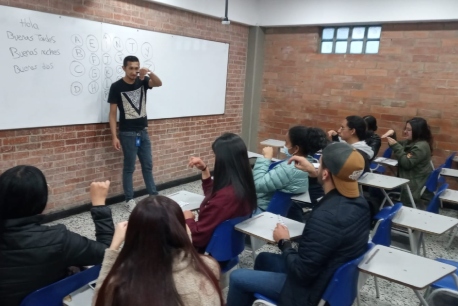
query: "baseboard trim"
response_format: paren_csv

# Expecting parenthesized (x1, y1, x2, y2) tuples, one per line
(42, 174, 202, 223)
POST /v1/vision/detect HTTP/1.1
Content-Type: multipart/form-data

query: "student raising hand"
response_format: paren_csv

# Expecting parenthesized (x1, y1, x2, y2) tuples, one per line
(188, 156, 207, 171)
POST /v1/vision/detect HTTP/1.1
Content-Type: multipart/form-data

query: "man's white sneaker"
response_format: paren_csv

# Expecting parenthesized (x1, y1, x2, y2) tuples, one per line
(125, 199, 137, 213)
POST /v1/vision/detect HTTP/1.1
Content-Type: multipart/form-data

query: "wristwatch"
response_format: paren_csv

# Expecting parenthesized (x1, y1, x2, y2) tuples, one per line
(278, 239, 290, 249)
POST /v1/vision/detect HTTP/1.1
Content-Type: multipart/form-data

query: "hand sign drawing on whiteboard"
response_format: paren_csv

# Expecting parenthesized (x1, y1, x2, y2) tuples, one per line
(141, 42, 153, 60)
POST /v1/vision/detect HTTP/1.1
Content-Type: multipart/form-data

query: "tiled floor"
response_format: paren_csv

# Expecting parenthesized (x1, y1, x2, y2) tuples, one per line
(47, 180, 458, 306)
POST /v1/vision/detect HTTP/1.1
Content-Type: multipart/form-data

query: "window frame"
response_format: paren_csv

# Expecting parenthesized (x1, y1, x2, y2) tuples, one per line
(320, 25, 382, 54)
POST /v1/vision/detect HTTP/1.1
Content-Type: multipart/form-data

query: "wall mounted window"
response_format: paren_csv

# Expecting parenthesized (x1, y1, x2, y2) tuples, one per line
(320, 26, 381, 54)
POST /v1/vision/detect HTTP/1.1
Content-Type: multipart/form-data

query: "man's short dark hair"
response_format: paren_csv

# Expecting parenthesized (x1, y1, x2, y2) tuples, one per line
(346, 116, 367, 141)
(123, 55, 139, 67)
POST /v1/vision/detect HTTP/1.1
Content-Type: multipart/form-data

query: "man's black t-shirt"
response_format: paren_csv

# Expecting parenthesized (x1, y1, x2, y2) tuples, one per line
(108, 77, 152, 132)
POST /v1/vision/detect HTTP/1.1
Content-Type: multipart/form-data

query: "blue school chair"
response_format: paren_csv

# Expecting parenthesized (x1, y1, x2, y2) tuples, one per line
(254, 243, 375, 306)
(20, 265, 101, 306)
(426, 183, 448, 214)
(372, 202, 403, 247)
(370, 162, 386, 174)
(268, 160, 285, 171)
(444, 152, 456, 169)
(429, 258, 458, 291)
(369, 203, 403, 298)
(205, 215, 250, 273)
(369, 147, 391, 173)
(265, 191, 293, 217)
(424, 258, 458, 304)
(420, 164, 445, 198)
(382, 147, 392, 158)
(426, 288, 458, 306)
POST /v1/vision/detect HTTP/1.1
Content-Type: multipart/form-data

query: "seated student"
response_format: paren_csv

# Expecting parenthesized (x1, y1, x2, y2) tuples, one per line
(186, 133, 257, 252)
(328, 115, 374, 172)
(227, 143, 371, 306)
(286, 127, 328, 222)
(0, 165, 115, 306)
(363, 115, 382, 157)
(381, 117, 434, 207)
(93, 196, 223, 306)
(253, 126, 317, 213)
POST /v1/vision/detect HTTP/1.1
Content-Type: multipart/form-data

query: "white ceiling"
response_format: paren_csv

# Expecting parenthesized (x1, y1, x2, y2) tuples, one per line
(147, 0, 458, 27)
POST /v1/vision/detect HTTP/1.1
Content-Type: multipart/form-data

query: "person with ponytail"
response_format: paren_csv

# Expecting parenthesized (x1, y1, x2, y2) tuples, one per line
(93, 196, 223, 306)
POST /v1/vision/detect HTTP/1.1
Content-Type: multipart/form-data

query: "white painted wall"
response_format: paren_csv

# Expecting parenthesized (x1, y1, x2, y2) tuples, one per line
(147, 0, 458, 26)
(258, 0, 458, 26)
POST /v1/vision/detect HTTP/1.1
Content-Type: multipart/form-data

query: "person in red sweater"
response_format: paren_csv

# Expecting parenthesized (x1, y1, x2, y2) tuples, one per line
(185, 133, 257, 253)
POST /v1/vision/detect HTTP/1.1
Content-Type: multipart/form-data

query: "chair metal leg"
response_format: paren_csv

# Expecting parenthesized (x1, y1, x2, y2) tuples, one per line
(414, 289, 430, 306)
(405, 185, 417, 209)
(417, 232, 426, 257)
(379, 197, 387, 211)
(408, 228, 419, 254)
(446, 226, 457, 248)
(250, 236, 266, 262)
(374, 276, 380, 298)
(356, 293, 361, 306)
(381, 189, 395, 206)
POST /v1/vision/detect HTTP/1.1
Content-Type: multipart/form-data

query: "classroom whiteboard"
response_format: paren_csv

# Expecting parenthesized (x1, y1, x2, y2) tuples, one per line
(0, 5, 229, 130)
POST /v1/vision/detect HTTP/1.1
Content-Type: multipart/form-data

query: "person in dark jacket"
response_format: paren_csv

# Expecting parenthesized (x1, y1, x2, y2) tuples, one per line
(328, 115, 374, 172)
(226, 142, 371, 306)
(363, 115, 381, 158)
(0, 165, 115, 306)
(185, 133, 257, 253)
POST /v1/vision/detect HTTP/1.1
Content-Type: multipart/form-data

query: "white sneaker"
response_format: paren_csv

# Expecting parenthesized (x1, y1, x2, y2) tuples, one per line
(125, 199, 137, 213)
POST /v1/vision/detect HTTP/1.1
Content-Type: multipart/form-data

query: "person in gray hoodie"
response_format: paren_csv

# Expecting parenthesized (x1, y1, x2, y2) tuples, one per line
(328, 116, 374, 172)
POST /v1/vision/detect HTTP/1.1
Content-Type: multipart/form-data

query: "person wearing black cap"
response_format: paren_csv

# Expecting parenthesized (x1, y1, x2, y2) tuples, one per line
(226, 142, 371, 306)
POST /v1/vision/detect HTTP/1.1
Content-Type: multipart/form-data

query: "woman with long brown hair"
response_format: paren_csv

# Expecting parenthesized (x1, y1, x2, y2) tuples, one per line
(92, 195, 223, 306)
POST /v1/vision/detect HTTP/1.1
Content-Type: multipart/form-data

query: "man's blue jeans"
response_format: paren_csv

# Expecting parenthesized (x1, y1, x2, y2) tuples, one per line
(226, 252, 287, 306)
(119, 129, 157, 201)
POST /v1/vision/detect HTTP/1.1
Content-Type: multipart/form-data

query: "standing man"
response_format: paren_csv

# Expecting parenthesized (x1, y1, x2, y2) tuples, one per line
(108, 55, 162, 212)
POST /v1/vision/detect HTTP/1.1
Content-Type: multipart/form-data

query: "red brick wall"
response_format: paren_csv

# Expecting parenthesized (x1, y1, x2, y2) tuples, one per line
(258, 24, 458, 166)
(0, 0, 248, 212)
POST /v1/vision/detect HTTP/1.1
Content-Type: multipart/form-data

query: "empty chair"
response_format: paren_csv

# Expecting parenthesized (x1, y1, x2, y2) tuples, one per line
(420, 164, 445, 199)
(425, 258, 458, 300)
(20, 265, 101, 306)
(444, 152, 456, 169)
(426, 288, 458, 306)
(426, 183, 448, 214)
(369, 162, 386, 174)
(372, 203, 403, 246)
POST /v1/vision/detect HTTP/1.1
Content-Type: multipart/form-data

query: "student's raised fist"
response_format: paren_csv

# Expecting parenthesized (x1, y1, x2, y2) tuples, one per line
(90, 180, 110, 206)
(262, 147, 274, 159)
(327, 130, 337, 138)
(138, 67, 150, 80)
(381, 129, 395, 139)
(188, 157, 207, 171)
